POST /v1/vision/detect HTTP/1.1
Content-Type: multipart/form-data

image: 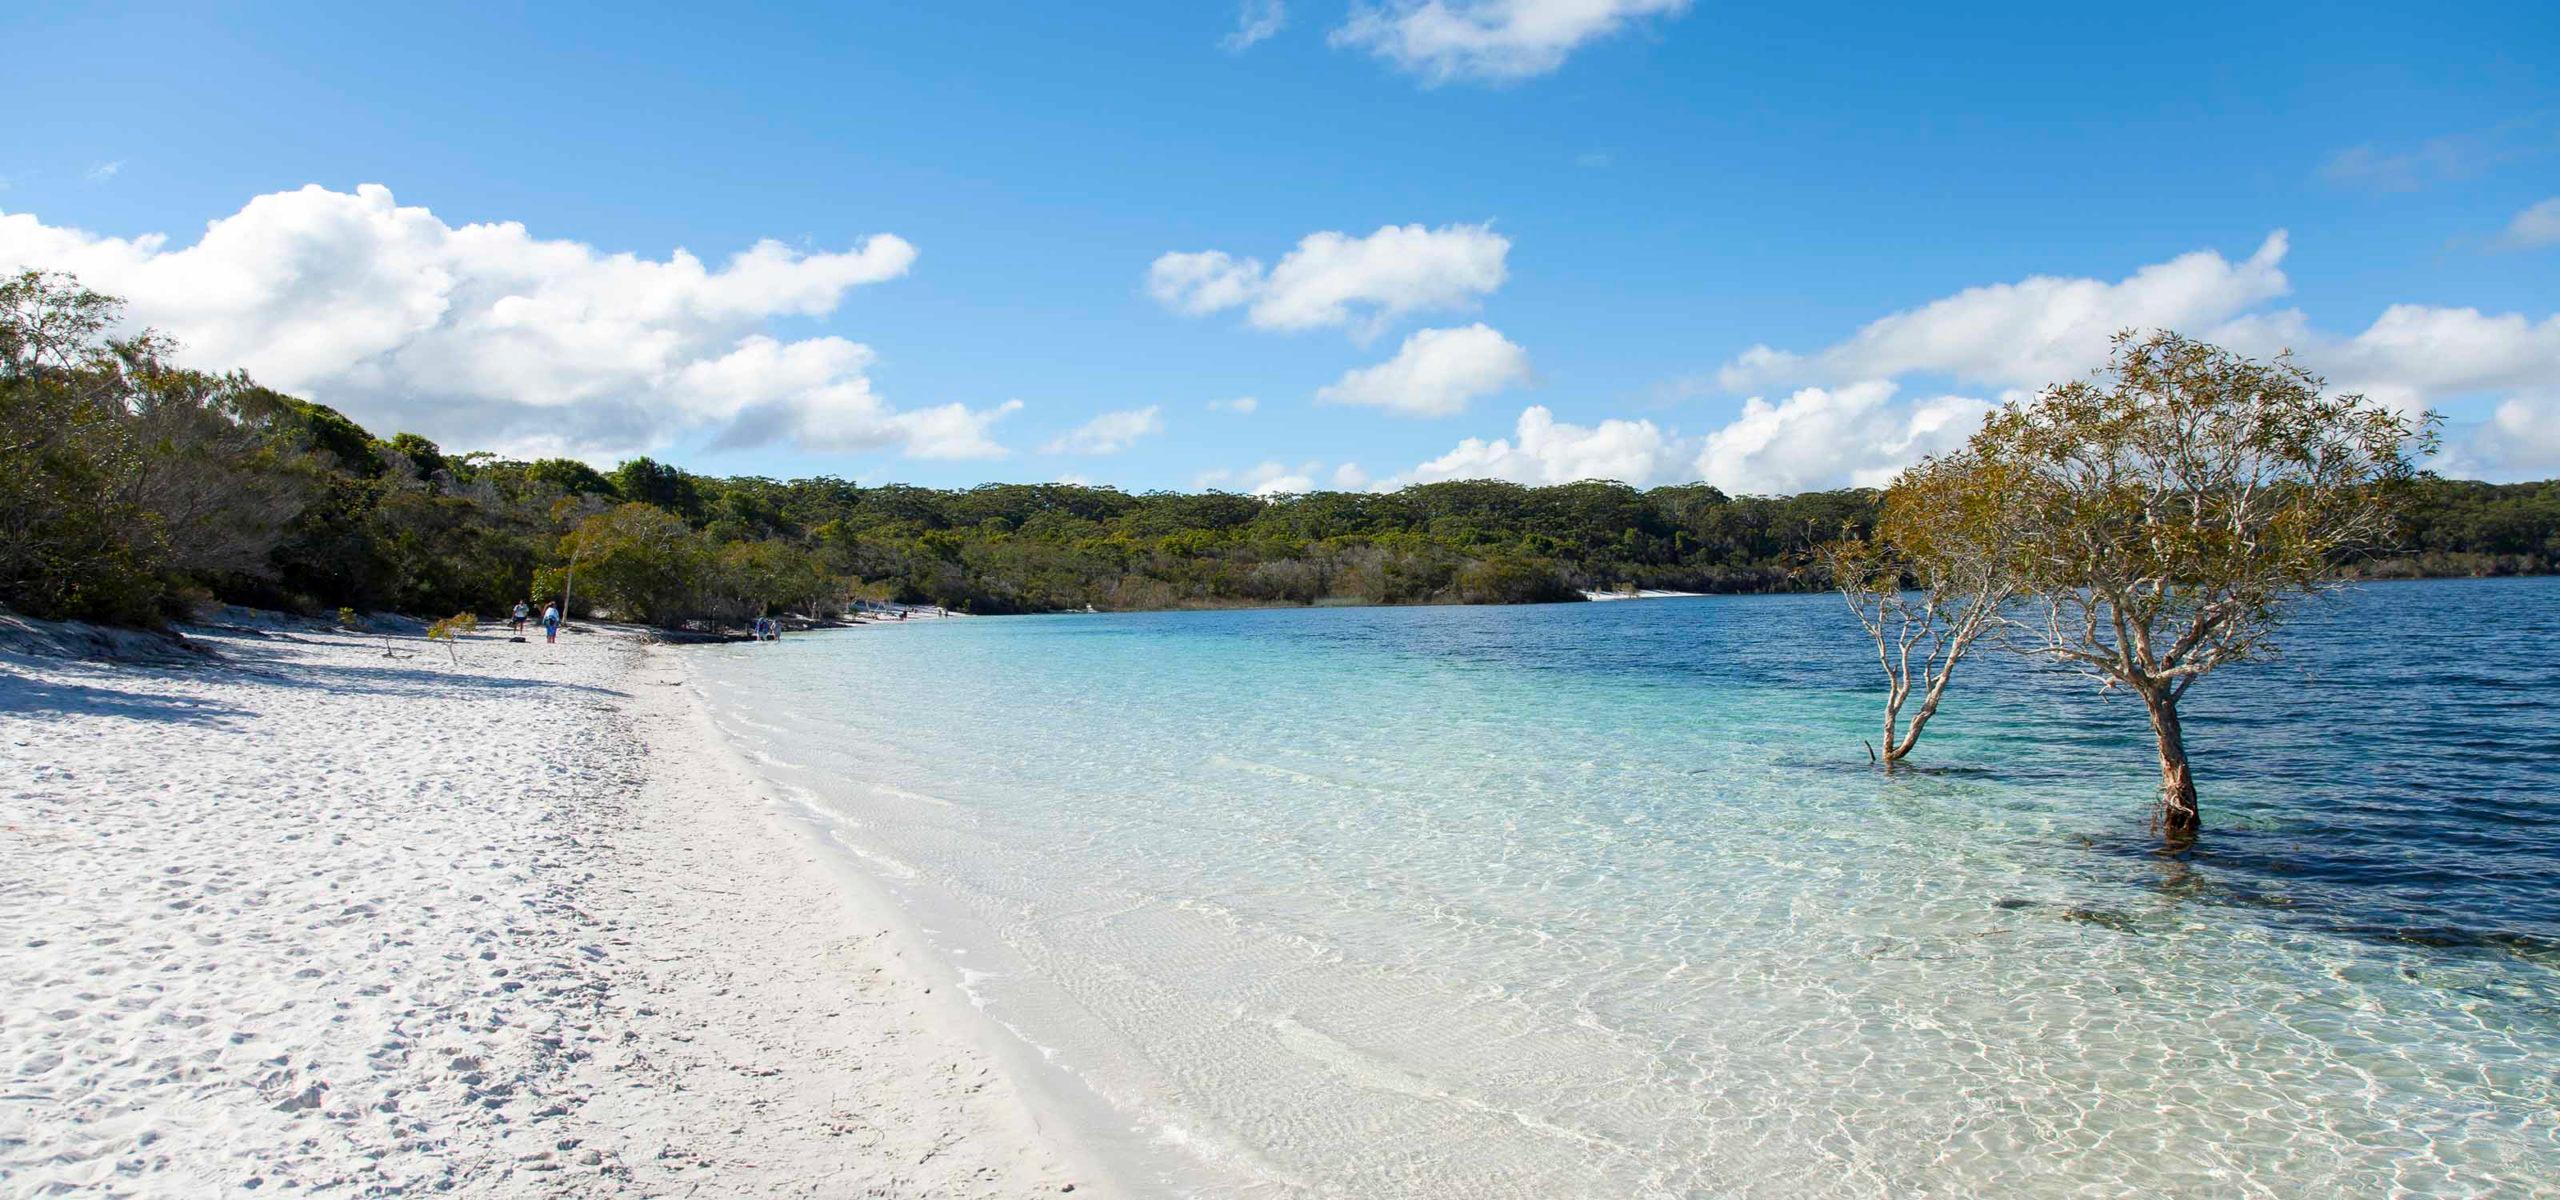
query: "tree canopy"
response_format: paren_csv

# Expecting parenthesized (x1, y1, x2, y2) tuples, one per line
(2, 271, 2551, 631)
(1835, 330, 2442, 841)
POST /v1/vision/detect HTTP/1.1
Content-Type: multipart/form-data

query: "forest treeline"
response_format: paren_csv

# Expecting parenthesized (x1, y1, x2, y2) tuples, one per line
(4, 269, 2557, 627)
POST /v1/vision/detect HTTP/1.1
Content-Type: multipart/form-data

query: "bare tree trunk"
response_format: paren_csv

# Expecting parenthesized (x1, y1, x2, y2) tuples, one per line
(1879, 687, 1908, 768)
(2139, 686, 2201, 844)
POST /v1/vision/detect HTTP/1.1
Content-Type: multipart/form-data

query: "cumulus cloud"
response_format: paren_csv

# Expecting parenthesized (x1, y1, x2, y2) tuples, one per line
(85, 161, 124, 183)
(1694, 382, 1995, 496)
(1721, 233, 2293, 393)
(1223, 0, 1287, 50)
(1147, 250, 1264, 317)
(1316, 323, 1529, 416)
(2456, 395, 2560, 476)
(1370, 234, 2560, 494)
(1406, 405, 1681, 486)
(1386, 388, 1996, 495)
(2497, 198, 2560, 250)
(2209, 304, 2560, 419)
(1332, 0, 1691, 84)
(1042, 405, 1165, 455)
(1381, 386, 1998, 494)
(1208, 395, 1260, 414)
(1147, 221, 1508, 336)
(1710, 231, 2560, 481)
(894, 399, 1024, 460)
(1198, 460, 1327, 495)
(0, 183, 1017, 460)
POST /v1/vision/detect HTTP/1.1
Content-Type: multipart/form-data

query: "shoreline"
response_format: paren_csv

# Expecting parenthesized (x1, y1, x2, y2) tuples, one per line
(0, 617, 1087, 1197)
(677, 640, 1261, 1198)
(630, 639, 1129, 1196)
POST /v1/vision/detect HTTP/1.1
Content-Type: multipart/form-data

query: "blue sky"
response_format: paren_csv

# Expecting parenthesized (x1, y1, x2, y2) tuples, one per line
(4, 1, 2555, 492)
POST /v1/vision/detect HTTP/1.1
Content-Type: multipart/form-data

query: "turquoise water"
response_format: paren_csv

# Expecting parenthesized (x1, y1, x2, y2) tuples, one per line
(690, 578, 2560, 1198)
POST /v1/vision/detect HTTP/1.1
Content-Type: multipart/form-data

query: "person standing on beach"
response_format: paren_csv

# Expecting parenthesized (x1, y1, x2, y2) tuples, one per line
(542, 603, 561, 643)
(510, 600, 529, 635)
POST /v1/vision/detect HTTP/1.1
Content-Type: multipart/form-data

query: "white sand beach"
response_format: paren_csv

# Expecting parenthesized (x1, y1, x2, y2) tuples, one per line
(0, 616, 1084, 1197)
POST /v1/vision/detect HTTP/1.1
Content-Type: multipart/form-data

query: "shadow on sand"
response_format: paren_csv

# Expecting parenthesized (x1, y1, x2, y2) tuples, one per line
(0, 671, 255, 727)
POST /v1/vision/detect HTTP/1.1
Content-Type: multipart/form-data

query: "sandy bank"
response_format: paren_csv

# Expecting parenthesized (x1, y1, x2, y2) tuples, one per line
(0, 618, 1082, 1196)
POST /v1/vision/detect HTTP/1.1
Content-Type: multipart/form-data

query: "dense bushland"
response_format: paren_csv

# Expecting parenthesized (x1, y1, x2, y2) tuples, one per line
(3, 270, 2553, 626)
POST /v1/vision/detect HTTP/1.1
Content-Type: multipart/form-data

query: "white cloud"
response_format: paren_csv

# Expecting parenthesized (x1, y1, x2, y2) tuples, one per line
(1317, 323, 1530, 416)
(1208, 395, 1260, 414)
(2205, 305, 2560, 419)
(1721, 233, 2293, 393)
(1366, 234, 2560, 494)
(1147, 250, 1264, 317)
(85, 161, 123, 183)
(0, 183, 1016, 461)
(1198, 460, 1323, 495)
(1147, 221, 1508, 336)
(1223, 0, 1287, 50)
(2497, 197, 2560, 250)
(1333, 0, 1691, 84)
(1406, 405, 1681, 486)
(894, 399, 1023, 460)
(1195, 459, 1374, 495)
(1694, 382, 1995, 496)
(1711, 231, 2560, 480)
(1383, 387, 1992, 494)
(1042, 405, 1165, 455)
(1380, 387, 2000, 493)
(2464, 395, 2560, 475)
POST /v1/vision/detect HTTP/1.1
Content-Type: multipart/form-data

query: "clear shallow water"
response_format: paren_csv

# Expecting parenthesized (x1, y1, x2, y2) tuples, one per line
(691, 578, 2560, 1198)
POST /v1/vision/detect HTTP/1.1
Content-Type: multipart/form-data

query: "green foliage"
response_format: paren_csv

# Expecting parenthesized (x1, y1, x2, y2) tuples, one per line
(0, 271, 321, 623)
(1953, 330, 2438, 839)
(275, 397, 379, 475)
(562, 503, 710, 625)
(611, 457, 706, 522)
(1973, 331, 2433, 655)
(3, 272, 2554, 630)
(379, 432, 448, 479)
(524, 457, 619, 499)
(424, 611, 478, 662)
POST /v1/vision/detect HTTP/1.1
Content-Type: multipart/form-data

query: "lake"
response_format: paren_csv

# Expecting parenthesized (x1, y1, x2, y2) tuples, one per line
(690, 576, 2560, 1197)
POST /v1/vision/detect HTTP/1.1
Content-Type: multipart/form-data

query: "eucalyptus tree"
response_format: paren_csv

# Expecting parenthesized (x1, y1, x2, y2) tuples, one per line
(1969, 331, 2433, 843)
(1822, 450, 2020, 766)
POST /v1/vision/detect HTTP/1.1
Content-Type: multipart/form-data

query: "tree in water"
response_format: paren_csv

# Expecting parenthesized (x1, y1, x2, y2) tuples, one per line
(1821, 449, 2020, 766)
(1968, 331, 2433, 844)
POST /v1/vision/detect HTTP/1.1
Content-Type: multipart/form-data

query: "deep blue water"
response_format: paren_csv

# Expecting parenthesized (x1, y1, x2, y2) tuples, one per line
(692, 577, 2560, 1198)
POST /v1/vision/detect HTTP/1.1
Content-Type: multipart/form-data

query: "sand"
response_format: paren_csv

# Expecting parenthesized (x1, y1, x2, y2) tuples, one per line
(0, 615, 1087, 1197)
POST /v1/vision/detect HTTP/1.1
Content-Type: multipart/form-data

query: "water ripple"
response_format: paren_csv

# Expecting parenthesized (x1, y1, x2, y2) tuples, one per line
(696, 578, 2560, 1198)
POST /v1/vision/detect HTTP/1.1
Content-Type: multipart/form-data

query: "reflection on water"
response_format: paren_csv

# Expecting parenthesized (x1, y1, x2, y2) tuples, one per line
(694, 577, 2560, 1197)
